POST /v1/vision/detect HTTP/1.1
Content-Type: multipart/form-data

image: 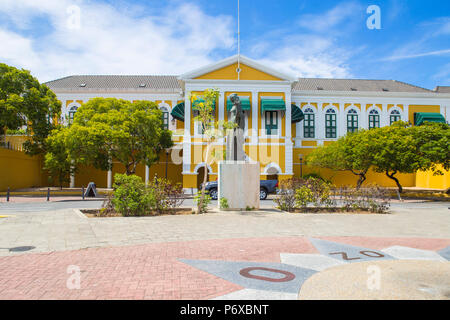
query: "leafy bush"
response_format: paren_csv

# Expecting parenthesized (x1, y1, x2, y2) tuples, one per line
(294, 178, 333, 209)
(194, 191, 211, 214)
(336, 185, 390, 213)
(147, 177, 184, 214)
(112, 174, 152, 216)
(274, 178, 304, 212)
(220, 197, 229, 209)
(295, 186, 315, 208)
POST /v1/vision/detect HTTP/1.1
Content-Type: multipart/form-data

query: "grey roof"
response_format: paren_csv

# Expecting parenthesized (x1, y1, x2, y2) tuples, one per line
(45, 75, 182, 93)
(435, 86, 450, 93)
(292, 78, 432, 93)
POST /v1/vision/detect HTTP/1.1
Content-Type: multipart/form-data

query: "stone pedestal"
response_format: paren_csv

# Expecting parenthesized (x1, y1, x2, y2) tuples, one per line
(218, 161, 260, 210)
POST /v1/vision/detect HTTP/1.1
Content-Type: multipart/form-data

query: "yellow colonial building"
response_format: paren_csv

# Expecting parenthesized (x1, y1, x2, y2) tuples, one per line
(44, 55, 450, 191)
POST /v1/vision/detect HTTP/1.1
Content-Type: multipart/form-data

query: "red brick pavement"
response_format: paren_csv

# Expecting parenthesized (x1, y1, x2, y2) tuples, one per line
(0, 236, 448, 300)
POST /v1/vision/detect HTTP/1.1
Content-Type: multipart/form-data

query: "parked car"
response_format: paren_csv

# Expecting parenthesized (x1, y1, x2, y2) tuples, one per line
(200, 180, 278, 200)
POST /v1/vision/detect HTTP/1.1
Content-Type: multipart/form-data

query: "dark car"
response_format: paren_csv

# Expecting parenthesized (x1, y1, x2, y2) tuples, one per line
(201, 180, 278, 200)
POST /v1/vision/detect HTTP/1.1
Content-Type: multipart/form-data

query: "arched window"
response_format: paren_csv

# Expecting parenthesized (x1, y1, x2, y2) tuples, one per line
(368, 109, 380, 129)
(160, 107, 169, 130)
(325, 109, 337, 138)
(390, 110, 401, 125)
(303, 108, 315, 138)
(347, 109, 358, 133)
(68, 106, 78, 126)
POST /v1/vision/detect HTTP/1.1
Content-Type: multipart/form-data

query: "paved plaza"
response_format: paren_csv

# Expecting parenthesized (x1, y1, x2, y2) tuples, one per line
(0, 200, 449, 299)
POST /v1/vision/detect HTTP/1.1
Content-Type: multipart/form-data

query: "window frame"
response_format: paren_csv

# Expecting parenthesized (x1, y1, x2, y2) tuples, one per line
(368, 109, 380, 129)
(265, 110, 279, 136)
(325, 109, 337, 139)
(346, 109, 358, 133)
(303, 108, 315, 138)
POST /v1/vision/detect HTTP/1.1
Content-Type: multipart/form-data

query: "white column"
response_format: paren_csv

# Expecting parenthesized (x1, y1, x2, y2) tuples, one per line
(285, 92, 292, 139)
(285, 92, 293, 175)
(251, 91, 258, 144)
(184, 95, 191, 139)
(107, 170, 112, 189)
(183, 95, 192, 174)
(316, 102, 325, 143)
(70, 159, 75, 188)
(381, 103, 388, 127)
(403, 104, 410, 123)
(145, 165, 150, 185)
(338, 103, 345, 138)
(218, 90, 225, 144)
(360, 103, 368, 129)
(170, 99, 177, 131)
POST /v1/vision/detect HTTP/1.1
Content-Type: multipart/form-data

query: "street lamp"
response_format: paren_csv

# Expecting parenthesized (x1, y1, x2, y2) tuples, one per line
(299, 154, 303, 178)
(165, 148, 170, 179)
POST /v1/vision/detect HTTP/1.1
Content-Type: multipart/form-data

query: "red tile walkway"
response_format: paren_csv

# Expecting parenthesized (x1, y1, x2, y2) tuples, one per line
(0, 236, 448, 300)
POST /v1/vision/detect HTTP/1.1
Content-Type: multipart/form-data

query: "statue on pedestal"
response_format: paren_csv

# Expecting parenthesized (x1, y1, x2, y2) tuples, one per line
(226, 94, 246, 161)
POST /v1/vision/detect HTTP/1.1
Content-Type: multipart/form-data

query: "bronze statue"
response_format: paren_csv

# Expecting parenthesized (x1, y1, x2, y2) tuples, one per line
(226, 94, 246, 161)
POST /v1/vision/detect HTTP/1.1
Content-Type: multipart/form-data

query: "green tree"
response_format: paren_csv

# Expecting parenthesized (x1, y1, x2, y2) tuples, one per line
(190, 89, 221, 213)
(306, 130, 374, 188)
(370, 121, 449, 193)
(43, 127, 74, 189)
(0, 63, 61, 154)
(62, 98, 173, 175)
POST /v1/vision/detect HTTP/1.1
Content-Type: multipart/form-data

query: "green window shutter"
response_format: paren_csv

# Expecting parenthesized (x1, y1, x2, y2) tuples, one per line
(226, 97, 251, 111)
(260, 99, 286, 115)
(390, 115, 401, 125)
(162, 112, 169, 130)
(325, 111, 337, 138)
(347, 114, 358, 133)
(265, 111, 278, 135)
(369, 115, 380, 129)
(304, 113, 315, 138)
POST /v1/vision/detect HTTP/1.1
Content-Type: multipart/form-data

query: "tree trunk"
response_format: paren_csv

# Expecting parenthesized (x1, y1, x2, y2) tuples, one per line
(198, 144, 211, 214)
(351, 169, 367, 189)
(386, 170, 403, 193)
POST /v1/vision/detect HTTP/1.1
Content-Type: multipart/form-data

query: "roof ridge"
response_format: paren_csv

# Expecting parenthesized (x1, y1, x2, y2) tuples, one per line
(392, 79, 433, 92)
(61, 74, 179, 77)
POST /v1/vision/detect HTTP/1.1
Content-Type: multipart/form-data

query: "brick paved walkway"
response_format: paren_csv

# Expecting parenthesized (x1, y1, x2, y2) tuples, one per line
(0, 236, 448, 300)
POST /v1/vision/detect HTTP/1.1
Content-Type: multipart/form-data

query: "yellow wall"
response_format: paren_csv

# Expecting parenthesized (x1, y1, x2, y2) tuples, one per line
(416, 167, 449, 189)
(195, 63, 282, 81)
(0, 148, 44, 191)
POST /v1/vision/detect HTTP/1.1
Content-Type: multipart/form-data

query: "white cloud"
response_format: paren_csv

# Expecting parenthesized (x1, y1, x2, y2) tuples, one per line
(0, 0, 353, 82)
(383, 49, 450, 61)
(297, 1, 363, 33)
(0, 0, 236, 81)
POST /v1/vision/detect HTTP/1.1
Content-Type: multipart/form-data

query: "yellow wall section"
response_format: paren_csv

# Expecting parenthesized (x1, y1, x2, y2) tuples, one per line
(194, 63, 282, 81)
(409, 105, 440, 123)
(416, 167, 449, 189)
(0, 148, 44, 191)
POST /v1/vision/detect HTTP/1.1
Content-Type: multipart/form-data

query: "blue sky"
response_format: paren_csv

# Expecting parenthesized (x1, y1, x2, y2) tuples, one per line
(0, 0, 449, 90)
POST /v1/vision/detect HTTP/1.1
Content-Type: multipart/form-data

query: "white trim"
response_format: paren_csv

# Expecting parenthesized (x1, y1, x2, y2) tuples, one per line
(262, 162, 282, 175)
(193, 162, 213, 174)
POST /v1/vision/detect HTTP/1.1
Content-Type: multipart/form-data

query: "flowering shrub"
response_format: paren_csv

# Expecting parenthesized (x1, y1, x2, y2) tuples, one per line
(275, 177, 390, 214)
